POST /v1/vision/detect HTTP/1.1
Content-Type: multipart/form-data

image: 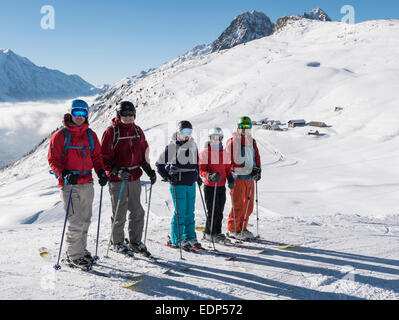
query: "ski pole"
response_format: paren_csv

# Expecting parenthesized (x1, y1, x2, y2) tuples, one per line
(173, 185, 184, 260)
(209, 184, 217, 250)
(197, 181, 208, 219)
(239, 179, 254, 242)
(54, 185, 74, 270)
(93, 185, 104, 261)
(230, 190, 239, 244)
(143, 183, 153, 245)
(255, 181, 259, 238)
(105, 180, 126, 257)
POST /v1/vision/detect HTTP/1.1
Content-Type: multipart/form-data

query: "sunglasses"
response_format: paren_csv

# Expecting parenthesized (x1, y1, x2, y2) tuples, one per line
(120, 110, 135, 117)
(180, 128, 192, 135)
(71, 108, 88, 118)
(238, 123, 252, 129)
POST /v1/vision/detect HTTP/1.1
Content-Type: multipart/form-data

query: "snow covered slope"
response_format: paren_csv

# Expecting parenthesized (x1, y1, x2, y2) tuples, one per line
(0, 18, 399, 300)
(0, 49, 99, 102)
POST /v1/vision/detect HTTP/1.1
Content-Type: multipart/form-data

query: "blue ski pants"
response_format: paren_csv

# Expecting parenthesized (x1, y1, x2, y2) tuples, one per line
(169, 183, 197, 245)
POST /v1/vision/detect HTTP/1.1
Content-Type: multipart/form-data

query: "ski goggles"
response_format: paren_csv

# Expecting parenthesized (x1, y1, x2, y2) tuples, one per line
(238, 123, 252, 129)
(210, 134, 223, 141)
(71, 108, 88, 118)
(179, 128, 192, 136)
(120, 110, 135, 117)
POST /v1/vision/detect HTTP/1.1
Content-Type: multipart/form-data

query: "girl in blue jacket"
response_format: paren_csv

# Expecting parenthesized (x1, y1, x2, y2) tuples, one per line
(156, 121, 203, 250)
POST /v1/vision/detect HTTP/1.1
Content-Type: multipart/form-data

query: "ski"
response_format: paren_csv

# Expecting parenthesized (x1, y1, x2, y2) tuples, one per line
(240, 238, 302, 250)
(190, 246, 238, 261)
(94, 262, 151, 280)
(277, 244, 302, 250)
(147, 256, 191, 273)
(121, 279, 145, 289)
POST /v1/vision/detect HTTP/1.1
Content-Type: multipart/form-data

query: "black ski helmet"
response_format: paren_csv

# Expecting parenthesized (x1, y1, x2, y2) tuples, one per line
(117, 101, 136, 119)
(177, 120, 193, 131)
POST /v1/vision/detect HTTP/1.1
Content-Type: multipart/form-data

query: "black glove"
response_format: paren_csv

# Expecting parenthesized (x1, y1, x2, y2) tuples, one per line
(61, 169, 79, 185)
(167, 174, 179, 185)
(206, 172, 221, 182)
(111, 166, 121, 176)
(97, 169, 108, 187)
(142, 163, 157, 185)
(118, 168, 130, 181)
(227, 175, 235, 189)
(197, 176, 203, 187)
(251, 167, 261, 181)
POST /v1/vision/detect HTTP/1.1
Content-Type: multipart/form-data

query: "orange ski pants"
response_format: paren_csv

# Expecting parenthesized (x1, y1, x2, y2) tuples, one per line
(227, 179, 254, 232)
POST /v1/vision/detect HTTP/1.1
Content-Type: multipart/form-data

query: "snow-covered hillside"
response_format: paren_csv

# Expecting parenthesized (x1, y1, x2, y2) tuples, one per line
(0, 49, 99, 102)
(0, 18, 399, 300)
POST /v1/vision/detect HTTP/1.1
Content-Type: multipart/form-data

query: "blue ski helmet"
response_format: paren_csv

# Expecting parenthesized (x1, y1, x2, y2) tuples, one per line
(69, 99, 89, 117)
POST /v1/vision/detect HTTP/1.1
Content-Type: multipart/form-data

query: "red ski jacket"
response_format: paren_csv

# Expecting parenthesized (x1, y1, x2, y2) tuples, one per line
(225, 131, 261, 173)
(101, 117, 149, 182)
(199, 143, 233, 187)
(48, 115, 104, 187)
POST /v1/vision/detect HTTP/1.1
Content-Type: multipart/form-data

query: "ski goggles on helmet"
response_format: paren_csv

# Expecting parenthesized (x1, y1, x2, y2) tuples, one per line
(238, 123, 252, 129)
(179, 128, 192, 136)
(120, 110, 135, 117)
(71, 108, 88, 118)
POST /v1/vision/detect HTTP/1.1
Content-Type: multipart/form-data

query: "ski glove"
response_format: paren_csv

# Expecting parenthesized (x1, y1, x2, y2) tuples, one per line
(167, 174, 179, 185)
(227, 175, 235, 189)
(142, 163, 157, 185)
(206, 172, 221, 182)
(61, 170, 79, 185)
(118, 169, 131, 181)
(97, 169, 108, 187)
(251, 167, 261, 181)
(111, 166, 121, 176)
(197, 176, 203, 187)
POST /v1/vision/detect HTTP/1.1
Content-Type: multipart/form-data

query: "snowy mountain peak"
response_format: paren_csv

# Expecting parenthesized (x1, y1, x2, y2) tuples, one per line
(0, 49, 99, 102)
(1, 48, 13, 55)
(273, 8, 332, 34)
(301, 8, 332, 22)
(211, 10, 274, 52)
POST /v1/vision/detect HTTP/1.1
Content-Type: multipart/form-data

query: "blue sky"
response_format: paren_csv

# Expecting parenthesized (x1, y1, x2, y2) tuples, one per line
(0, 0, 398, 86)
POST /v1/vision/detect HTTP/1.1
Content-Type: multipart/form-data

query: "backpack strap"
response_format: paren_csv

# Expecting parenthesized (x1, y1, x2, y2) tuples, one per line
(112, 125, 120, 149)
(61, 127, 94, 161)
(87, 128, 95, 155)
(61, 128, 71, 161)
(112, 125, 142, 149)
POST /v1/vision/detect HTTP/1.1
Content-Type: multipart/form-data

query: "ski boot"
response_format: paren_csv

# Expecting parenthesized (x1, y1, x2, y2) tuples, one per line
(181, 240, 193, 252)
(214, 233, 232, 245)
(65, 254, 92, 271)
(83, 249, 97, 264)
(111, 241, 135, 257)
(226, 231, 248, 241)
(126, 239, 152, 257)
(189, 239, 204, 250)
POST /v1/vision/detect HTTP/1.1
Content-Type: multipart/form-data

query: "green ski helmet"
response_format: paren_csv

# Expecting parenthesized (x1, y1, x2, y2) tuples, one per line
(237, 116, 252, 129)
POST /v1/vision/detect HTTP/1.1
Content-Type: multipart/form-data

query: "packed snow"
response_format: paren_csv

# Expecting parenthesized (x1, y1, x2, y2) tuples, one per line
(0, 18, 399, 300)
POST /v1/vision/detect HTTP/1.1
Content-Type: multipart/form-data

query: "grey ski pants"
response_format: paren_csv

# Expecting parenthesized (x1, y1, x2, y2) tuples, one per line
(109, 180, 145, 244)
(60, 183, 94, 261)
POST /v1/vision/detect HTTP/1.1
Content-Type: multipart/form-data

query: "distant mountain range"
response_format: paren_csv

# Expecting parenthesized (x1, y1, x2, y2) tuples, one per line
(0, 49, 99, 102)
(211, 8, 331, 52)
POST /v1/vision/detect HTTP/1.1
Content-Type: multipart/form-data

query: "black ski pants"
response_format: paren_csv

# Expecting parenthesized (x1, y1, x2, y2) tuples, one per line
(204, 185, 226, 235)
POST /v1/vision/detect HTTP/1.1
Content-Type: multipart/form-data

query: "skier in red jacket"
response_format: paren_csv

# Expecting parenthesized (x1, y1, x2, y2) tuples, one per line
(199, 128, 235, 245)
(225, 116, 261, 241)
(101, 101, 156, 257)
(48, 99, 108, 270)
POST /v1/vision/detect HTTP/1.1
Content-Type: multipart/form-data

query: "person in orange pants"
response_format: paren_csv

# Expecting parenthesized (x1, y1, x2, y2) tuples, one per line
(225, 116, 261, 240)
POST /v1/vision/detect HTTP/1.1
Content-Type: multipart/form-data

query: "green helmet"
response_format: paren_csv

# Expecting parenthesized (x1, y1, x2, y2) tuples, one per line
(237, 116, 252, 129)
